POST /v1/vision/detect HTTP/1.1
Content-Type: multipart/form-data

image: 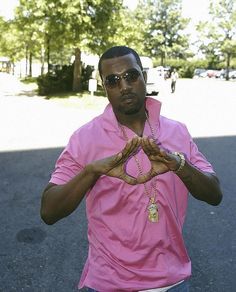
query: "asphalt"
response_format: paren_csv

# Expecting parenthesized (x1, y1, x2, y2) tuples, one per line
(0, 73, 235, 291)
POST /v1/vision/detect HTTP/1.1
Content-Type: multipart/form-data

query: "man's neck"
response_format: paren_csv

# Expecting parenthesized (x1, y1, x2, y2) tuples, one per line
(116, 109, 147, 137)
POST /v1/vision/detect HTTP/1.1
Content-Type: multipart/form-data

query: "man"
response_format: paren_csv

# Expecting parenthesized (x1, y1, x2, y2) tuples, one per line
(40, 46, 222, 291)
(170, 68, 178, 93)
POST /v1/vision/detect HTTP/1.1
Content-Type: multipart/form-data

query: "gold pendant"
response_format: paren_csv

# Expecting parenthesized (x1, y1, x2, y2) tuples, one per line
(148, 197, 158, 222)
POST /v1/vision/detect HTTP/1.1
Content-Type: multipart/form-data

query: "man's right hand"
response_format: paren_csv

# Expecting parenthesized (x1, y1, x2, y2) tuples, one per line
(89, 136, 142, 185)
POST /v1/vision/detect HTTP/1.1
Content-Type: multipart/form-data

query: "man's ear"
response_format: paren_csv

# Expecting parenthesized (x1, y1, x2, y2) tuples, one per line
(142, 70, 147, 83)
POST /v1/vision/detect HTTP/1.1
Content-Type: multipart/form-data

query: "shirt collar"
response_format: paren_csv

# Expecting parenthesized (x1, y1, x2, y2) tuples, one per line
(101, 97, 162, 133)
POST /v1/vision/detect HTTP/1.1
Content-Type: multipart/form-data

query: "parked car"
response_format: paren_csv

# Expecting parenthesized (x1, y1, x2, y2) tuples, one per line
(154, 66, 171, 79)
(193, 68, 207, 78)
(218, 69, 236, 79)
(206, 70, 216, 78)
(229, 70, 236, 79)
(193, 68, 225, 79)
(215, 70, 223, 78)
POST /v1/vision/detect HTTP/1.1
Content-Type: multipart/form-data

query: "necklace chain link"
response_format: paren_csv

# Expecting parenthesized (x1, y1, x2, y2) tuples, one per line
(119, 111, 159, 222)
(119, 112, 158, 202)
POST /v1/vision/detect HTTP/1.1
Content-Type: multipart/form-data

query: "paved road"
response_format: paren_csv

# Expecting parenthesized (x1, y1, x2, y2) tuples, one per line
(0, 73, 236, 291)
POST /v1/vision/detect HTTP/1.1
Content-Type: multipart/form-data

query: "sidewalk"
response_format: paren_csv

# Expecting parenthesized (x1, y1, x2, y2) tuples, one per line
(1, 73, 236, 152)
(0, 73, 107, 151)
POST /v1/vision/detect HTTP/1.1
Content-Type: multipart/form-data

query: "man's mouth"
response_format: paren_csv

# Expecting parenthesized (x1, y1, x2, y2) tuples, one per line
(121, 94, 136, 103)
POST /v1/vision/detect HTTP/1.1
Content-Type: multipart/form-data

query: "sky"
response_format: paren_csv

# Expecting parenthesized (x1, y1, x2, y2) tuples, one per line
(0, 0, 19, 20)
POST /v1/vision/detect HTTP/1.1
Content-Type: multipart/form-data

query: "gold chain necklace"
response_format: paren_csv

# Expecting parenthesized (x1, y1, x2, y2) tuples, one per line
(119, 112, 159, 223)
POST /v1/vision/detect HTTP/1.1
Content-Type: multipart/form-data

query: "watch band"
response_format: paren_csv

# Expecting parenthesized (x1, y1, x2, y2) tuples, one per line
(173, 152, 185, 174)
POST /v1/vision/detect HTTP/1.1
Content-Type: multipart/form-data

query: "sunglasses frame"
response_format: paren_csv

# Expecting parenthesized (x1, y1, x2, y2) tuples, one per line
(103, 68, 142, 89)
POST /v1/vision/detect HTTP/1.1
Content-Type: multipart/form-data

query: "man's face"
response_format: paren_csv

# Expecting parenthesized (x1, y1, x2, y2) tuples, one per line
(100, 54, 147, 117)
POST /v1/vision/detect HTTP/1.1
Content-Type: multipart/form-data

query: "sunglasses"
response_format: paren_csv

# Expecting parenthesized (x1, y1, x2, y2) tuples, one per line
(104, 69, 141, 89)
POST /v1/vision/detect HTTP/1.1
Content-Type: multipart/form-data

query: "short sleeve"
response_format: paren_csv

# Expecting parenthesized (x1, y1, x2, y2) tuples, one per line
(49, 132, 83, 185)
(189, 138, 215, 173)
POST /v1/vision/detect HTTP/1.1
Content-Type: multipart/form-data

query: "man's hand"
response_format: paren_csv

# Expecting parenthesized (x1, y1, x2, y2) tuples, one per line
(90, 136, 179, 184)
(90, 136, 142, 185)
(136, 137, 180, 183)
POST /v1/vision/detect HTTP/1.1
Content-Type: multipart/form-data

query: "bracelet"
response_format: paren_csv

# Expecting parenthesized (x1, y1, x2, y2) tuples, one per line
(172, 152, 185, 174)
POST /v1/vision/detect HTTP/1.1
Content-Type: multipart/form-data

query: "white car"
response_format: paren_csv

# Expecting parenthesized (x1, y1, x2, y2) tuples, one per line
(229, 70, 236, 79)
(145, 68, 159, 96)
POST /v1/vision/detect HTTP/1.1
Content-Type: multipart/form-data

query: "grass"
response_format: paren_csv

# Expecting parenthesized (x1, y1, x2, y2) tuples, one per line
(20, 76, 38, 84)
(45, 89, 106, 99)
(44, 89, 108, 110)
(51, 92, 108, 110)
(20, 77, 108, 110)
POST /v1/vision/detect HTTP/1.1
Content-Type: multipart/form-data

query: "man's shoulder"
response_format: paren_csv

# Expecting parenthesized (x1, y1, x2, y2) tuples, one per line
(159, 115, 188, 133)
(73, 114, 104, 136)
(160, 115, 184, 125)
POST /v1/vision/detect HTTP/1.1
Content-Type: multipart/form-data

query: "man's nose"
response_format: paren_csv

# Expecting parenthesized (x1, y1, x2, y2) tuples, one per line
(118, 78, 131, 92)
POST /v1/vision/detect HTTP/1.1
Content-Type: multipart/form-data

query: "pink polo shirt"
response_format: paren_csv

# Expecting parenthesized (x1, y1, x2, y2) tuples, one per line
(50, 98, 214, 291)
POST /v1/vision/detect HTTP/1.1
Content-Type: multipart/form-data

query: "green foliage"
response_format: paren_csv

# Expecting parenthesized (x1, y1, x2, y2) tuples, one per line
(11, 0, 125, 89)
(21, 76, 38, 84)
(137, 0, 190, 64)
(164, 59, 210, 78)
(221, 39, 236, 56)
(0, 17, 23, 62)
(230, 58, 236, 68)
(1, 0, 235, 84)
(37, 65, 73, 95)
(37, 63, 93, 96)
(196, 0, 236, 71)
(13, 0, 124, 59)
(108, 6, 147, 55)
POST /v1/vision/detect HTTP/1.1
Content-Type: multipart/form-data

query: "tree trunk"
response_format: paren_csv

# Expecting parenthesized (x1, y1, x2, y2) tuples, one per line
(12, 62, 15, 75)
(25, 45, 28, 77)
(47, 35, 50, 73)
(73, 48, 82, 92)
(160, 52, 164, 66)
(41, 45, 45, 75)
(226, 53, 230, 81)
(160, 49, 166, 67)
(29, 52, 32, 77)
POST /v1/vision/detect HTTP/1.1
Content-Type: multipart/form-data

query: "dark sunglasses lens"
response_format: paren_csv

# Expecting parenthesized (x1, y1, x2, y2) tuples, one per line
(104, 70, 140, 88)
(125, 70, 140, 82)
(105, 75, 119, 88)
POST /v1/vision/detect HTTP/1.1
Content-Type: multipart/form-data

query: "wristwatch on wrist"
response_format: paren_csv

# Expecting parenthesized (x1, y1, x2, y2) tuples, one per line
(172, 152, 185, 174)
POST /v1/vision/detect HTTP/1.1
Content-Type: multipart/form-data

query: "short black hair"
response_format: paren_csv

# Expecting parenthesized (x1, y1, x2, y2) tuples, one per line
(98, 46, 143, 79)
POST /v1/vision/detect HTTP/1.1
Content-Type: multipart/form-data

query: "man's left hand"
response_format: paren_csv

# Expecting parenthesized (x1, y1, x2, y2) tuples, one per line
(136, 137, 180, 183)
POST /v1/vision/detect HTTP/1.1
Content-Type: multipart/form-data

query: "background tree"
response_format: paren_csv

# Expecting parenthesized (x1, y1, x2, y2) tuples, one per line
(109, 6, 147, 56)
(14, 0, 74, 76)
(13, 0, 124, 90)
(195, 21, 222, 68)
(0, 17, 26, 74)
(0, 16, 6, 55)
(137, 0, 190, 66)
(210, 0, 236, 79)
(48, 0, 124, 91)
(2, 0, 235, 87)
(196, 0, 236, 79)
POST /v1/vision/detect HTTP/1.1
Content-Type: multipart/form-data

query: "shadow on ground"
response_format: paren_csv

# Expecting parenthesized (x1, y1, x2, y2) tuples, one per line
(0, 136, 235, 291)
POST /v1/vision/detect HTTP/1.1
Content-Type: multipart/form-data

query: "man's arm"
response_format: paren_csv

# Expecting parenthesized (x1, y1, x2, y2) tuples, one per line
(40, 165, 100, 225)
(40, 136, 141, 225)
(175, 160, 222, 205)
